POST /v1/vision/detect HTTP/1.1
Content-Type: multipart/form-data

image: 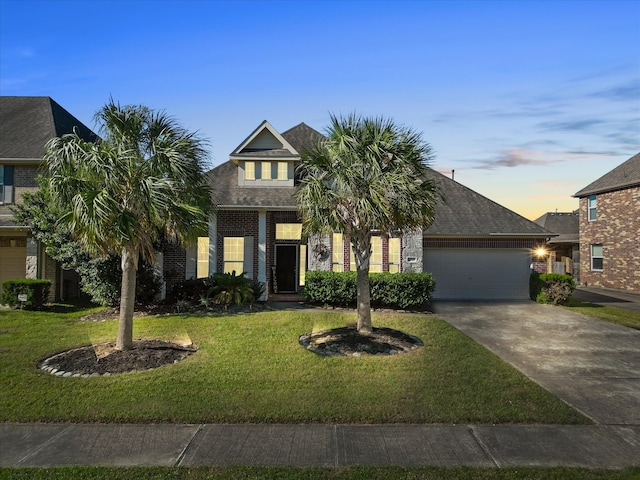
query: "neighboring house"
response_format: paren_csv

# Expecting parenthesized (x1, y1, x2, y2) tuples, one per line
(198, 120, 553, 301)
(0, 96, 97, 299)
(533, 211, 579, 279)
(573, 153, 640, 293)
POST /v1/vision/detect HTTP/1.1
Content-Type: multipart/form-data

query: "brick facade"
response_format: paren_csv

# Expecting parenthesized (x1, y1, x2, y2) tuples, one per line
(578, 187, 640, 293)
(162, 241, 188, 294)
(13, 165, 39, 204)
(216, 210, 260, 279)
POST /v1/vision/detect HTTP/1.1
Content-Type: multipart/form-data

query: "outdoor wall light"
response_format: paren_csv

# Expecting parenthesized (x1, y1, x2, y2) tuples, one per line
(534, 246, 548, 259)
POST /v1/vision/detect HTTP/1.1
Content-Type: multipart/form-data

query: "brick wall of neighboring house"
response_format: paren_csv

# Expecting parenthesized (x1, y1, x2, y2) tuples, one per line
(579, 187, 640, 293)
(216, 210, 260, 279)
(162, 241, 187, 295)
(13, 165, 39, 204)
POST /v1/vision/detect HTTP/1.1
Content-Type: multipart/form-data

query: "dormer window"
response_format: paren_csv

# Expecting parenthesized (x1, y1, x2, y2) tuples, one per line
(277, 162, 288, 180)
(245, 161, 255, 180)
(262, 162, 272, 180)
(241, 160, 293, 185)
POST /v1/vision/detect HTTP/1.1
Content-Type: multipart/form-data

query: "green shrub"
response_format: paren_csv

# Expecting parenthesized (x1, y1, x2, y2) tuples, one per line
(209, 271, 255, 307)
(303, 271, 358, 306)
(303, 271, 435, 309)
(166, 273, 265, 310)
(370, 272, 435, 309)
(1, 279, 52, 309)
(530, 272, 576, 305)
(166, 277, 215, 303)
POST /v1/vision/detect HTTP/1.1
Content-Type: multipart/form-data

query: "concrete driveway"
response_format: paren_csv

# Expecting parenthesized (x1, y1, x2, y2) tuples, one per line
(431, 301, 640, 426)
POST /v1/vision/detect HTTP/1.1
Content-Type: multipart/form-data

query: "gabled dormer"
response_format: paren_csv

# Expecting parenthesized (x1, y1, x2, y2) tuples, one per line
(231, 120, 300, 187)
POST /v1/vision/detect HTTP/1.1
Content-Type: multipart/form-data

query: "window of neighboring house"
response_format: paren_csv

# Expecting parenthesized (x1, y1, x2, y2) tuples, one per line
(223, 237, 244, 274)
(277, 162, 288, 180)
(245, 161, 255, 180)
(197, 237, 209, 278)
(588, 195, 597, 221)
(388, 237, 401, 273)
(0, 165, 14, 205)
(332, 233, 344, 272)
(275, 223, 302, 240)
(591, 244, 603, 271)
(261, 161, 272, 180)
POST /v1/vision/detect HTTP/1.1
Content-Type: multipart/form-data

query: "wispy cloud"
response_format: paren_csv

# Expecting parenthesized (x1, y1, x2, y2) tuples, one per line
(591, 79, 640, 102)
(471, 149, 558, 170)
(538, 119, 605, 132)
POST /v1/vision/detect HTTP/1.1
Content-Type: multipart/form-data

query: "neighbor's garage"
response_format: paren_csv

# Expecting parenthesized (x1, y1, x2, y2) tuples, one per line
(0, 246, 26, 297)
(423, 248, 532, 300)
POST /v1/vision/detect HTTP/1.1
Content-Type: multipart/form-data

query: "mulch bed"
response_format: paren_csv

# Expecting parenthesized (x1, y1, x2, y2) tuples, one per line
(299, 326, 423, 357)
(40, 340, 197, 376)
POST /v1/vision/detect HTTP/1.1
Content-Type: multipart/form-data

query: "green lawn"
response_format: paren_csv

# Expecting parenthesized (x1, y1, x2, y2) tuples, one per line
(1, 466, 639, 480)
(564, 299, 640, 330)
(0, 306, 588, 424)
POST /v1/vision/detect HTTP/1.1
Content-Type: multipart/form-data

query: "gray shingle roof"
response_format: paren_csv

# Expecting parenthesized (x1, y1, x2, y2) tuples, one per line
(574, 152, 640, 197)
(211, 120, 551, 237)
(533, 211, 579, 244)
(281, 123, 324, 154)
(424, 170, 553, 237)
(0, 96, 97, 160)
(208, 160, 297, 208)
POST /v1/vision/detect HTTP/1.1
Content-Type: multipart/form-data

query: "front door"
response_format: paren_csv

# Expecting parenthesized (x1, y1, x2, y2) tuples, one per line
(275, 245, 297, 293)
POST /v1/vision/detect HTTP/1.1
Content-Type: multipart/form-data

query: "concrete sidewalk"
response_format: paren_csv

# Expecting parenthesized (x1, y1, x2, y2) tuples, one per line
(573, 286, 640, 312)
(2, 300, 639, 469)
(1, 423, 639, 468)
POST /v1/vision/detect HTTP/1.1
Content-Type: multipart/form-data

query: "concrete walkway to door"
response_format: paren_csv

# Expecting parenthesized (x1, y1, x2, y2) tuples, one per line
(431, 301, 640, 426)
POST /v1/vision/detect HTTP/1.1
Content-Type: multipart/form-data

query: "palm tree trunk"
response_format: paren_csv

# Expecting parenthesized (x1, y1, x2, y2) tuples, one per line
(356, 266, 372, 333)
(116, 247, 139, 350)
(352, 233, 373, 334)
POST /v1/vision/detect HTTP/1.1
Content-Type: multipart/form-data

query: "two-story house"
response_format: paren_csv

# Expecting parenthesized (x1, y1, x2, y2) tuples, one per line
(573, 153, 640, 293)
(197, 120, 552, 301)
(0, 96, 97, 298)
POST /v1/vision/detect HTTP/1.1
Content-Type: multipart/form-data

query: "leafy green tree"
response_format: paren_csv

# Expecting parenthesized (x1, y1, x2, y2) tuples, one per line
(295, 114, 437, 333)
(12, 183, 119, 305)
(44, 99, 213, 349)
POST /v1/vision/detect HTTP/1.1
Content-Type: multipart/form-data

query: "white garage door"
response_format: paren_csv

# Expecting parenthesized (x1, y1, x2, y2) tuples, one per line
(423, 248, 531, 300)
(0, 247, 27, 297)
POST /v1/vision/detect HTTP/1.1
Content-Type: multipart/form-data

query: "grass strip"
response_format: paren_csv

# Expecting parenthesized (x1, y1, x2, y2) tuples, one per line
(564, 299, 640, 330)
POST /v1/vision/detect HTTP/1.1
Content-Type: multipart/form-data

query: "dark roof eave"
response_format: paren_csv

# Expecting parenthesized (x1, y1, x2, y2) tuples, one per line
(423, 233, 555, 238)
(573, 181, 640, 198)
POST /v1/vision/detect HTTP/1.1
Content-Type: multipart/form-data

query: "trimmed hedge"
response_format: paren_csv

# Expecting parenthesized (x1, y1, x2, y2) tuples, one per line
(1, 279, 52, 309)
(530, 272, 576, 306)
(303, 271, 435, 310)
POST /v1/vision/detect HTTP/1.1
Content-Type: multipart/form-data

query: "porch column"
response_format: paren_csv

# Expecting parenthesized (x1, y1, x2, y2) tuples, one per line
(26, 238, 38, 279)
(258, 210, 267, 300)
(402, 228, 423, 273)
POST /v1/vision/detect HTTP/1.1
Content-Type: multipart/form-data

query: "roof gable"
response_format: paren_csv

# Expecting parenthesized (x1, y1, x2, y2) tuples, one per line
(574, 152, 640, 197)
(425, 170, 553, 237)
(0, 96, 97, 160)
(281, 122, 324, 154)
(230, 120, 299, 161)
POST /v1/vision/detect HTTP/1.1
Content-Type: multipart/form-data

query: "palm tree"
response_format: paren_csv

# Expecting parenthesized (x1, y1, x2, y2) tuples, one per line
(45, 99, 213, 350)
(295, 114, 437, 333)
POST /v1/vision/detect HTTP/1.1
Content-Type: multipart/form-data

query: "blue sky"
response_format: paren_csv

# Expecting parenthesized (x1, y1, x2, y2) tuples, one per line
(1, 0, 639, 219)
